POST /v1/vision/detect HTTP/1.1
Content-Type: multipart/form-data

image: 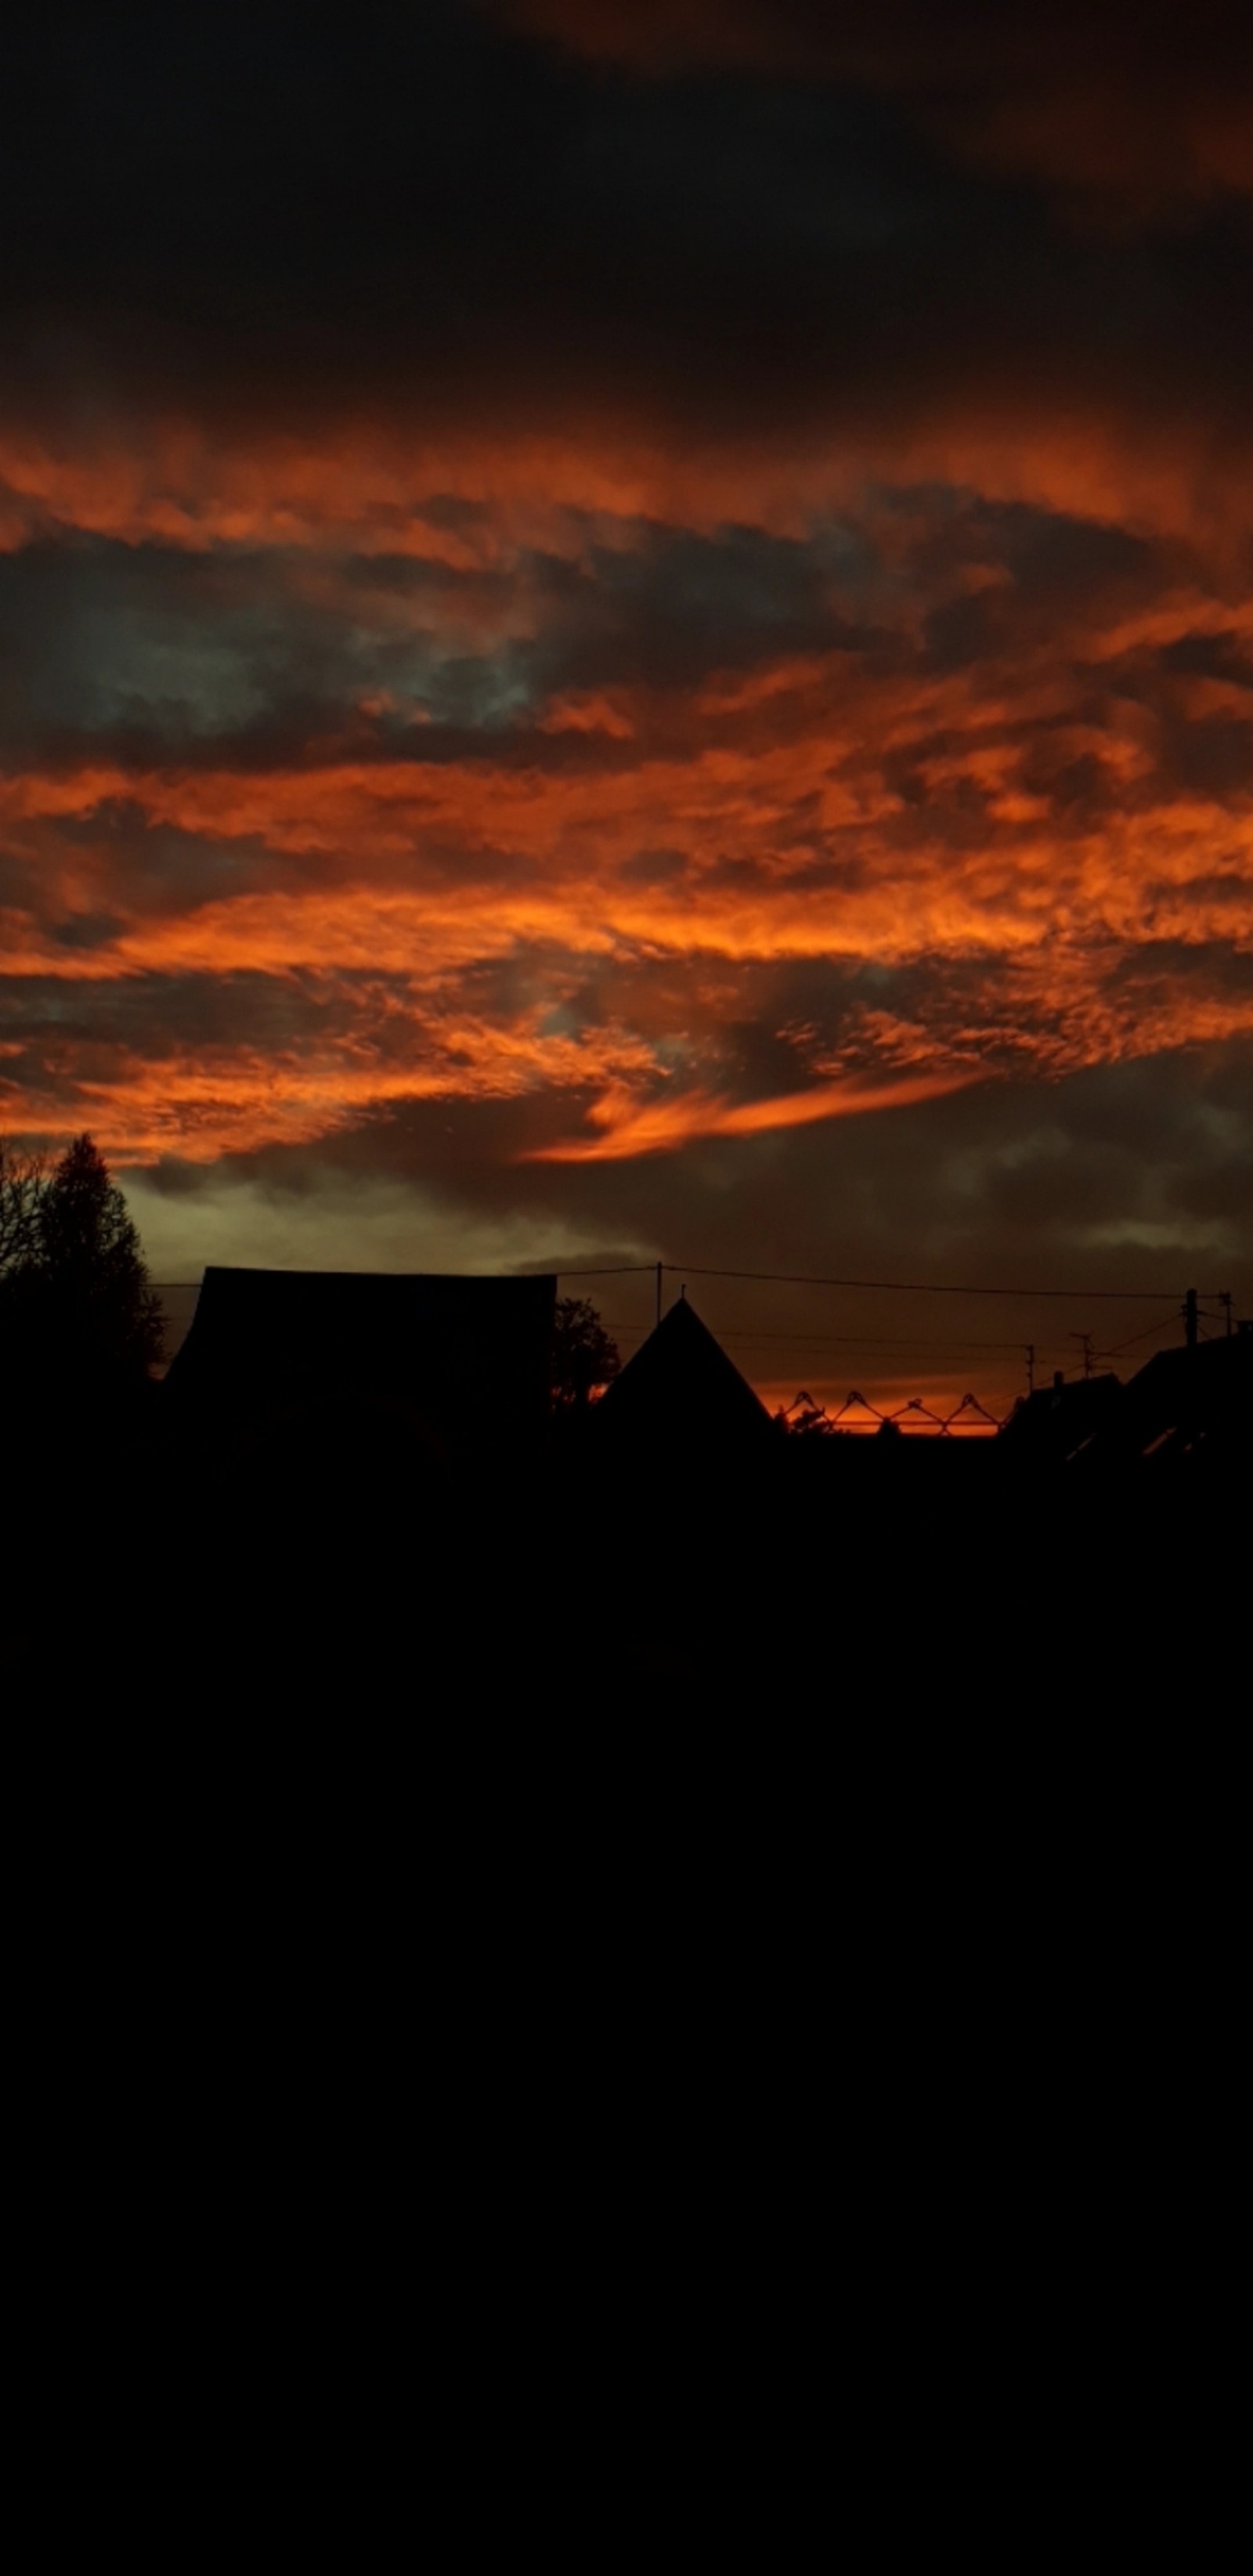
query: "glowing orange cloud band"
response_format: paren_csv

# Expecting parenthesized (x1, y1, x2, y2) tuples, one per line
(527, 1070, 977, 1160)
(2, 423, 1250, 1171)
(2, 413, 1251, 558)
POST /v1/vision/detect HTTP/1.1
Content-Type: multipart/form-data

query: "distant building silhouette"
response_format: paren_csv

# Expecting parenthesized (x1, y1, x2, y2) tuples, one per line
(592, 1294, 774, 1463)
(156, 1263, 1248, 1523)
(999, 1334, 1251, 1485)
(998, 1369, 1124, 1467)
(1114, 1333, 1251, 1473)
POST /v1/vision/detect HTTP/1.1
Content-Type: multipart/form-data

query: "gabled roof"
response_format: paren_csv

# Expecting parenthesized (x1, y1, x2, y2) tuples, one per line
(998, 1335, 1252, 1475)
(164, 1265, 555, 1458)
(593, 1295, 771, 1453)
(1121, 1334, 1251, 1461)
(998, 1371, 1124, 1462)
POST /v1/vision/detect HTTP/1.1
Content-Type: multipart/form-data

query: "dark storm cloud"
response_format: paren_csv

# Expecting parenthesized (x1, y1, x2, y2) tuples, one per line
(0, 519, 883, 764)
(0, 490, 1201, 778)
(0, 966, 356, 1058)
(502, 2, 1253, 206)
(158, 1039, 1253, 1307)
(2, 0, 1251, 457)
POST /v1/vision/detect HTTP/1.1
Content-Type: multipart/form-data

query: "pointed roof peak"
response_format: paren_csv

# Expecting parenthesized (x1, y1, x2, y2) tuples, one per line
(594, 1292, 771, 1450)
(655, 1290, 706, 1332)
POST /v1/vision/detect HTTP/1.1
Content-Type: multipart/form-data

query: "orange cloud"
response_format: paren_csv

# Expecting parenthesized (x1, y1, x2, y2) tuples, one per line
(526, 1068, 977, 1161)
(2, 410, 1251, 561)
(2, 435, 1251, 1172)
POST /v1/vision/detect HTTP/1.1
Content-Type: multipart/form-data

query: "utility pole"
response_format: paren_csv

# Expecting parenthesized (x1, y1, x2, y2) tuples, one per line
(1026, 1342, 1036, 1396)
(1183, 1286, 1198, 1349)
(655, 1260, 663, 1329)
(1219, 1291, 1233, 1338)
(1070, 1331, 1095, 1379)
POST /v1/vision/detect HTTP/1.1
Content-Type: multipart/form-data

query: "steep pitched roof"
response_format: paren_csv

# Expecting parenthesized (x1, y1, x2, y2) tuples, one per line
(998, 1335, 1252, 1476)
(1121, 1334, 1251, 1462)
(593, 1295, 771, 1453)
(998, 1371, 1124, 1463)
(164, 1265, 555, 1460)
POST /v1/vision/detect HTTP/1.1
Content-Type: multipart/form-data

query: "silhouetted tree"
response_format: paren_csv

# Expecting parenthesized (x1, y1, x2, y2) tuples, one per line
(0, 1133, 163, 1389)
(551, 1296, 619, 1412)
(0, 1143, 44, 1280)
(775, 1391, 832, 1437)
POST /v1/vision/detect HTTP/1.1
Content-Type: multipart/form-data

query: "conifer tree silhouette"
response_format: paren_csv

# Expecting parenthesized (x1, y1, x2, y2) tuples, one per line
(1, 1134, 164, 1387)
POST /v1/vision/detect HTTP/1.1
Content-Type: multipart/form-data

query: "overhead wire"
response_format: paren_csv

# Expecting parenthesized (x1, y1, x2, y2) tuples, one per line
(552, 1259, 1238, 1418)
(1096, 1310, 1184, 1357)
(601, 1324, 1056, 1349)
(552, 1261, 1230, 1302)
(664, 1262, 1215, 1301)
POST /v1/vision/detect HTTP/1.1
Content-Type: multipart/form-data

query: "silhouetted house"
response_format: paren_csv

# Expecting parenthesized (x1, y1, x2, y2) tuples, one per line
(591, 1295, 773, 1464)
(998, 1335, 1252, 1489)
(164, 1266, 555, 1486)
(998, 1370, 1124, 1468)
(1116, 1334, 1251, 1475)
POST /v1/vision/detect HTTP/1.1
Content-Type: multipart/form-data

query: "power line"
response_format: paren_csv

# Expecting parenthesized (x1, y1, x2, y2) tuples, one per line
(602, 1324, 1077, 1350)
(551, 1260, 1232, 1302)
(1097, 1311, 1183, 1357)
(666, 1262, 1212, 1302)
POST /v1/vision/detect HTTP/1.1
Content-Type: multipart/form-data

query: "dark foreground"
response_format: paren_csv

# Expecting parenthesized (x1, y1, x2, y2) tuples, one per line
(13, 1390, 1247, 1709)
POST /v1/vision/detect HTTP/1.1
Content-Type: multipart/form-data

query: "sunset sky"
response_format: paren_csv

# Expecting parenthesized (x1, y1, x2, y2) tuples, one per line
(2, 1, 1251, 1410)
